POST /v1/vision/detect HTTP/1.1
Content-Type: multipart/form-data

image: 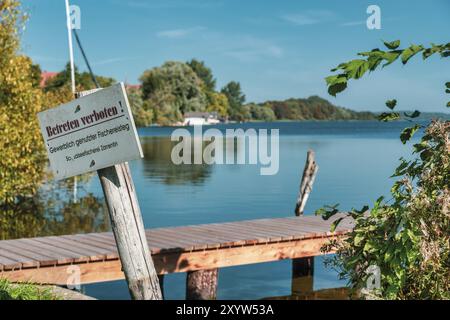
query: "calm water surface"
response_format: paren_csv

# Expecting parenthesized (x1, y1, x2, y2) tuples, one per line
(76, 121, 418, 299)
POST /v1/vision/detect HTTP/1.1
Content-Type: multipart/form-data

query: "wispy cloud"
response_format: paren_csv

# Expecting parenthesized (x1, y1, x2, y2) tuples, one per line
(156, 26, 206, 39)
(281, 10, 336, 26)
(222, 36, 283, 62)
(340, 20, 366, 27)
(124, 0, 223, 10)
(91, 57, 141, 67)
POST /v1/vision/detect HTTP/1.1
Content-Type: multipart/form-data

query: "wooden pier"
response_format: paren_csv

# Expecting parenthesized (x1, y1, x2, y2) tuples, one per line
(0, 214, 352, 299)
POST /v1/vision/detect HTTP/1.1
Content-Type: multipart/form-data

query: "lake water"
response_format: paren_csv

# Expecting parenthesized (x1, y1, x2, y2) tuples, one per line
(73, 120, 419, 300)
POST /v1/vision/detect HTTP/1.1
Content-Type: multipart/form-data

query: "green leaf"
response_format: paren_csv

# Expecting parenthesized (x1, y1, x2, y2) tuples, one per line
(325, 74, 348, 96)
(422, 44, 442, 60)
(377, 112, 400, 122)
(401, 44, 424, 64)
(400, 124, 420, 144)
(382, 51, 402, 67)
(446, 82, 450, 89)
(447, 101, 450, 108)
(354, 234, 364, 246)
(404, 110, 420, 118)
(363, 241, 376, 253)
(330, 217, 344, 232)
(384, 40, 400, 50)
(420, 148, 433, 161)
(315, 204, 340, 220)
(413, 141, 428, 153)
(385, 99, 397, 110)
(349, 205, 369, 219)
(367, 55, 383, 71)
(358, 48, 382, 57)
(391, 158, 409, 177)
(344, 59, 370, 79)
(330, 63, 347, 72)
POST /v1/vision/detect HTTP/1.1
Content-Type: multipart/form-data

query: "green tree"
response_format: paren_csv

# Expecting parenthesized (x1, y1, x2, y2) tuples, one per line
(221, 81, 246, 121)
(187, 59, 216, 92)
(0, 0, 46, 204)
(246, 103, 276, 121)
(318, 40, 450, 299)
(263, 96, 374, 121)
(140, 61, 207, 124)
(44, 63, 115, 92)
(126, 87, 153, 127)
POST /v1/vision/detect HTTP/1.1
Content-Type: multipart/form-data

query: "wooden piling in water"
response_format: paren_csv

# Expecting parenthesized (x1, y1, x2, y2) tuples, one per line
(186, 269, 218, 300)
(292, 150, 319, 294)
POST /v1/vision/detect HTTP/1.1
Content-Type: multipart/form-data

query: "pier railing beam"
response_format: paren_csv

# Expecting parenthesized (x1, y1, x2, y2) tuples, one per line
(186, 269, 218, 300)
(292, 150, 319, 294)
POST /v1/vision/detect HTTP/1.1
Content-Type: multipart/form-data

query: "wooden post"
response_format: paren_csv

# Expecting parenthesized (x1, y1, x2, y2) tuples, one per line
(186, 269, 218, 300)
(294, 150, 319, 216)
(76, 90, 162, 300)
(158, 275, 165, 299)
(292, 150, 318, 295)
(98, 163, 162, 300)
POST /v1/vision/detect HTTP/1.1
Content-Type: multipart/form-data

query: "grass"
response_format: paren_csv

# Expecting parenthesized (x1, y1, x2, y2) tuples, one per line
(0, 279, 60, 300)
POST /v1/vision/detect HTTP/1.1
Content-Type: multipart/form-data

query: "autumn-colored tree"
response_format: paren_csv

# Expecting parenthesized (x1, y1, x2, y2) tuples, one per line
(0, 0, 46, 204)
(206, 92, 229, 118)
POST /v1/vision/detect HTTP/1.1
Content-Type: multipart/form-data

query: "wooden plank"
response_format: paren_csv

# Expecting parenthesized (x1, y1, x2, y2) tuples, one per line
(0, 235, 340, 284)
(18, 238, 89, 264)
(34, 237, 107, 262)
(147, 231, 199, 251)
(0, 241, 57, 267)
(205, 222, 279, 244)
(59, 235, 119, 260)
(191, 224, 260, 247)
(0, 246, 38, 269)
(0, 253, 24, 270)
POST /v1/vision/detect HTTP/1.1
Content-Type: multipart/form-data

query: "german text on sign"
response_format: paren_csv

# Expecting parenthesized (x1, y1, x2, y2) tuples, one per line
(38, 83, 143, 180)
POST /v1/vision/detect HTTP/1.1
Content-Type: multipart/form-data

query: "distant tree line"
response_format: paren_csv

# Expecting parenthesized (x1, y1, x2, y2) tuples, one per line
(39, 60, 375, 126)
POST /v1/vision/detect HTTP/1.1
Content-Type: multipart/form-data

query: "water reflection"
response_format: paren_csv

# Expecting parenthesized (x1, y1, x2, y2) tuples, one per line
(140, 135, 262, 186)
(0, 179, 109, 240)
(141, 137, 213, 185)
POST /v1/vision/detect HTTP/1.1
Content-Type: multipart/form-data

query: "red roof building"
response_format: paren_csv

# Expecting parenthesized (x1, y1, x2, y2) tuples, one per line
(40, 71, 58, 88)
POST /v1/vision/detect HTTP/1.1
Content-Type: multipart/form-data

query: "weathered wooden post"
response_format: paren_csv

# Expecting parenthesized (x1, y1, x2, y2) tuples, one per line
(97, 163, 162, 299)
(37, 84, 162, 300)
(186, 269, 218, 300)
(294, 150, 318, 216)
(292, 150, 318, 295)
(77, 88, 162, 300)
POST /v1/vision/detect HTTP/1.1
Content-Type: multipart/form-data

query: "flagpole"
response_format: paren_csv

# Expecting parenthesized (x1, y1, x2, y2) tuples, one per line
(65, 0, 77, 203)
(65, 0, 76, 94)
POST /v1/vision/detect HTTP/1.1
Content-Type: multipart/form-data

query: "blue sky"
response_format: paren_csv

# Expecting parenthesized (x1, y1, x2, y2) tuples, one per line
(21, 0, 449, 111)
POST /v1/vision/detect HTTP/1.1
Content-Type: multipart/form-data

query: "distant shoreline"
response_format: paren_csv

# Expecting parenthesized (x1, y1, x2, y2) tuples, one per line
(143, 114, 449, 128)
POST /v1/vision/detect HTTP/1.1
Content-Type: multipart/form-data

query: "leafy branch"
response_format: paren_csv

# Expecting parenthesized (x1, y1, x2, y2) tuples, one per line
(326, 41, 449, 97)
(317, 40, 450, 299)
